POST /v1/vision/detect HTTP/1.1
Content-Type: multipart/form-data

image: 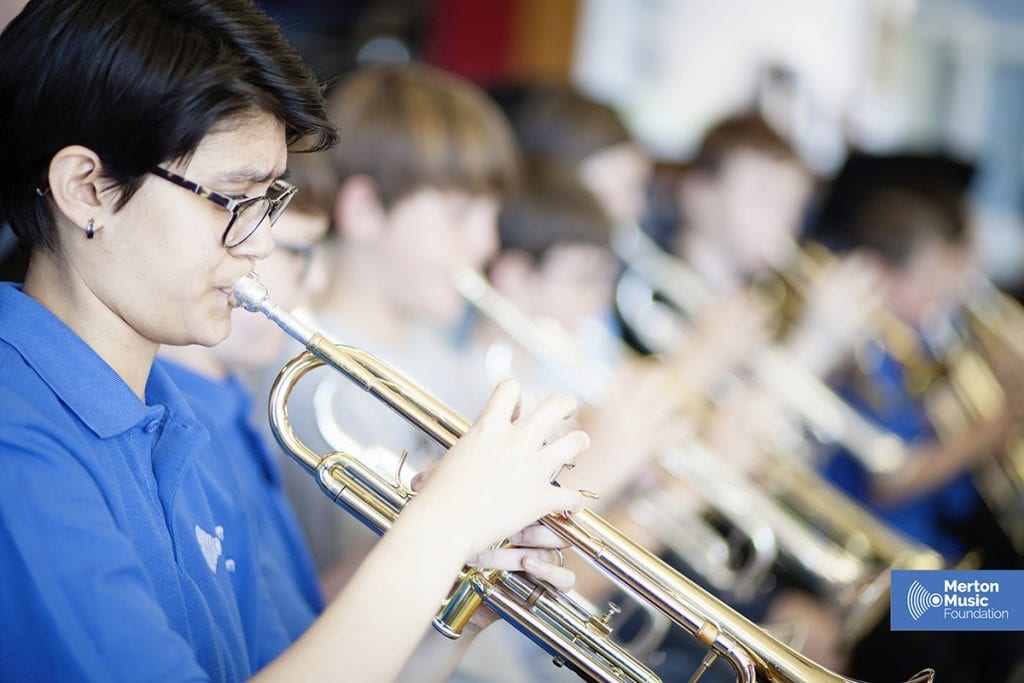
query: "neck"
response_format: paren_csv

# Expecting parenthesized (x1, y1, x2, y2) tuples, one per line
(158, 344, 230, 380)
(23, 256, 158, 400)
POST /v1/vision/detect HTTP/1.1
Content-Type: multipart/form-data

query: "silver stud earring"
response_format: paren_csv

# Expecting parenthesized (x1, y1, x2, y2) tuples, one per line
(86, 219, 96, 239)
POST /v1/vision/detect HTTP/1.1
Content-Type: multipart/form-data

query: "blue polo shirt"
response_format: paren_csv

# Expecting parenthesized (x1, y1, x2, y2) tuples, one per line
(0, 283, 295, 681)
(822, 342, 979, 561)
(161, 360, 323, 637)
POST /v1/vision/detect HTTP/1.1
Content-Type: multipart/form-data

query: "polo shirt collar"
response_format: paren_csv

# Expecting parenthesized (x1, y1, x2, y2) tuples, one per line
(0, 284, 202, 440)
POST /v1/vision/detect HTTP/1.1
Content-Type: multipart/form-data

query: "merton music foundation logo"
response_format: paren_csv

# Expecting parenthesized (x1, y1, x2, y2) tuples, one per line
(906, 580, 943, 620)
(892, 570, 1024, 631)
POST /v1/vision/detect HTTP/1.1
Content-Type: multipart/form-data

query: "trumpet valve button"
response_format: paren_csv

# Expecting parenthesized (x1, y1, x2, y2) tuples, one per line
(600, 602, 621, 624)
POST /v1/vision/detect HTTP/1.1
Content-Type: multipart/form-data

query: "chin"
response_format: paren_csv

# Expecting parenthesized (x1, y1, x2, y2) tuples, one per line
(409, 283, 460, 323)
(197, 309, 235, 347)
(424, 295, 465, 326)
(738, 254, 770, 277)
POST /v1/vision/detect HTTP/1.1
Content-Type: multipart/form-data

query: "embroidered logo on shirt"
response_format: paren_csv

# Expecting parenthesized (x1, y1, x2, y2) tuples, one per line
(195, 524, 223, 574)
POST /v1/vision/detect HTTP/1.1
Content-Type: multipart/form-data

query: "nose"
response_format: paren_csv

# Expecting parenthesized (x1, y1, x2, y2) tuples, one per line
(231, 218, 276, 261)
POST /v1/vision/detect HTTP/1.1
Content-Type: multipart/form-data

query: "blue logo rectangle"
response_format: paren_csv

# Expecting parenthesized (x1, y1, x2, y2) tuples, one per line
(891, 570, 1024, 631)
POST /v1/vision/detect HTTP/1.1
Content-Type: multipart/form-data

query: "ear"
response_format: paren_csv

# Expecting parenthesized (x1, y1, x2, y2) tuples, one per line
(487, 249, 536, 301)
(47, 145, 112, 237)
(333, 175, 387, 244)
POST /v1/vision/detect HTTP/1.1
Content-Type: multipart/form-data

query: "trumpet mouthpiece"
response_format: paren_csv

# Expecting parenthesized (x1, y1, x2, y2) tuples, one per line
(230, 270, 318, 346)
(231, 272, 268, 312)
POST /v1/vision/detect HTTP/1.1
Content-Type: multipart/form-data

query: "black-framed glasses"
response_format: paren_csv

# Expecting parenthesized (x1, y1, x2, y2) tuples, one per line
(150, 166, 297, 247)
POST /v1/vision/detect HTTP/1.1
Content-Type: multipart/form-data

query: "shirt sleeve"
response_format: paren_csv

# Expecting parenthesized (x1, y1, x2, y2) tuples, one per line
(0, 414, 210, 683)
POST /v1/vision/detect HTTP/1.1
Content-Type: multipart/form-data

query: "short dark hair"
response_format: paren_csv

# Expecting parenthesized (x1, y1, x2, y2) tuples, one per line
(811, 152, 974, 265)
(513, 86, 632, 167)
(690, 113, 800, 176)
(0, 0, 338, 251)
(326, 64, 520, 209)
(497, 160, 612, 264)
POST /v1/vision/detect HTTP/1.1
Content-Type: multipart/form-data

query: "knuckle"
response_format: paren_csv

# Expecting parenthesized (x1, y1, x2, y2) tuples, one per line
(567, 429, 590, 450)
(497, 378, 521, 396)
(558, 392, 579, 411)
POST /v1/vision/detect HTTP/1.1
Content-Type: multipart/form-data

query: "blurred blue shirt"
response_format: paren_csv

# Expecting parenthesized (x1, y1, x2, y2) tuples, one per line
(822, 342, 979, 561)
(162, 360, 323, 635)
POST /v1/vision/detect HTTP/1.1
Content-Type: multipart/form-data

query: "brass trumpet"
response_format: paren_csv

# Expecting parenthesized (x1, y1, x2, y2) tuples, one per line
(458, 266, 780, 602)
(455, 266, 943, 648)
(293, 427, 675, 663)
(232, 272, 934, 683)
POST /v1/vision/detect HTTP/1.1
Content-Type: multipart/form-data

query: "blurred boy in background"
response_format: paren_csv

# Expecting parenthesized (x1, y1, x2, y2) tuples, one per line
(811, 151, 1024, 682)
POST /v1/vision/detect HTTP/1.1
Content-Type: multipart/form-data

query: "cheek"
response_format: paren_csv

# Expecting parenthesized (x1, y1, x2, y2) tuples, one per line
(721, 201, 766, 254)
(461, 213, 499, 267)
(886, 279, 930, 323)
(101, 181, 237, 345)
(540, 275, 604, 324)
(383, 228, 462, 315)
(173, 245, 238, 343)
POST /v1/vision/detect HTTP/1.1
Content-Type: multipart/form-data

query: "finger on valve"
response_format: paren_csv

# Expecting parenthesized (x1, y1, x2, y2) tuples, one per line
(466, 546, 576, 592)
(476, 378, 524, 425)
(516, 391, 579, 443)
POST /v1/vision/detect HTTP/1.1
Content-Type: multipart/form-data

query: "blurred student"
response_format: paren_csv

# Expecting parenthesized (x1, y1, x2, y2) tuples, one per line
(484, 160, 759, 503)
(245, 65, 590, 683)
(811, 151, 1024, 682)
(267, 64, 524, 590)
(814, 153, 1020, 560)
(508, 90, 780, 485)
(481, 160, 768, 682)
(157, 151, 336, 643)
(514, 87, 652, 234)
(671, 114, 881, 378)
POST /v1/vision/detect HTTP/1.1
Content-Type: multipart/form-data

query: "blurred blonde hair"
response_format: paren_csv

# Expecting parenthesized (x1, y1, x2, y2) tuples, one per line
(326, 63, 520, 208)
(286, 148, 338, 218)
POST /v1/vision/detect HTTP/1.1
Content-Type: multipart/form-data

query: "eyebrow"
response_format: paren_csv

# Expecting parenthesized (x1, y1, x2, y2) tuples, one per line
(214, 167, 289, 185)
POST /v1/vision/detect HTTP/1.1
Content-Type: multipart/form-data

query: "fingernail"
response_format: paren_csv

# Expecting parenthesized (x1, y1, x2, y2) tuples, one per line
(509, 530, 525, 544)
(523, 556, 542, 571)
(466, 553, 482, 566)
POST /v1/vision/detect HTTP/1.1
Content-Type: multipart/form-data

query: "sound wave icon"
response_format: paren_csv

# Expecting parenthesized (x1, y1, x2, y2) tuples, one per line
(907, 580, 942, 620)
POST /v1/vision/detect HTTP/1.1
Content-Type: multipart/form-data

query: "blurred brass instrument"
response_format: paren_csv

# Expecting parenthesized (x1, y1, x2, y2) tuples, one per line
(784, 241, 1024, 554)
(612, 225, 908, 477)
(913, 277, 1024, 554)
(454, 267, 942, 649)
(232, 272, 934, 683)
(457, 266, 780, 602)
(960, 277, 1024, 550)
(610, 228, 945, 639)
